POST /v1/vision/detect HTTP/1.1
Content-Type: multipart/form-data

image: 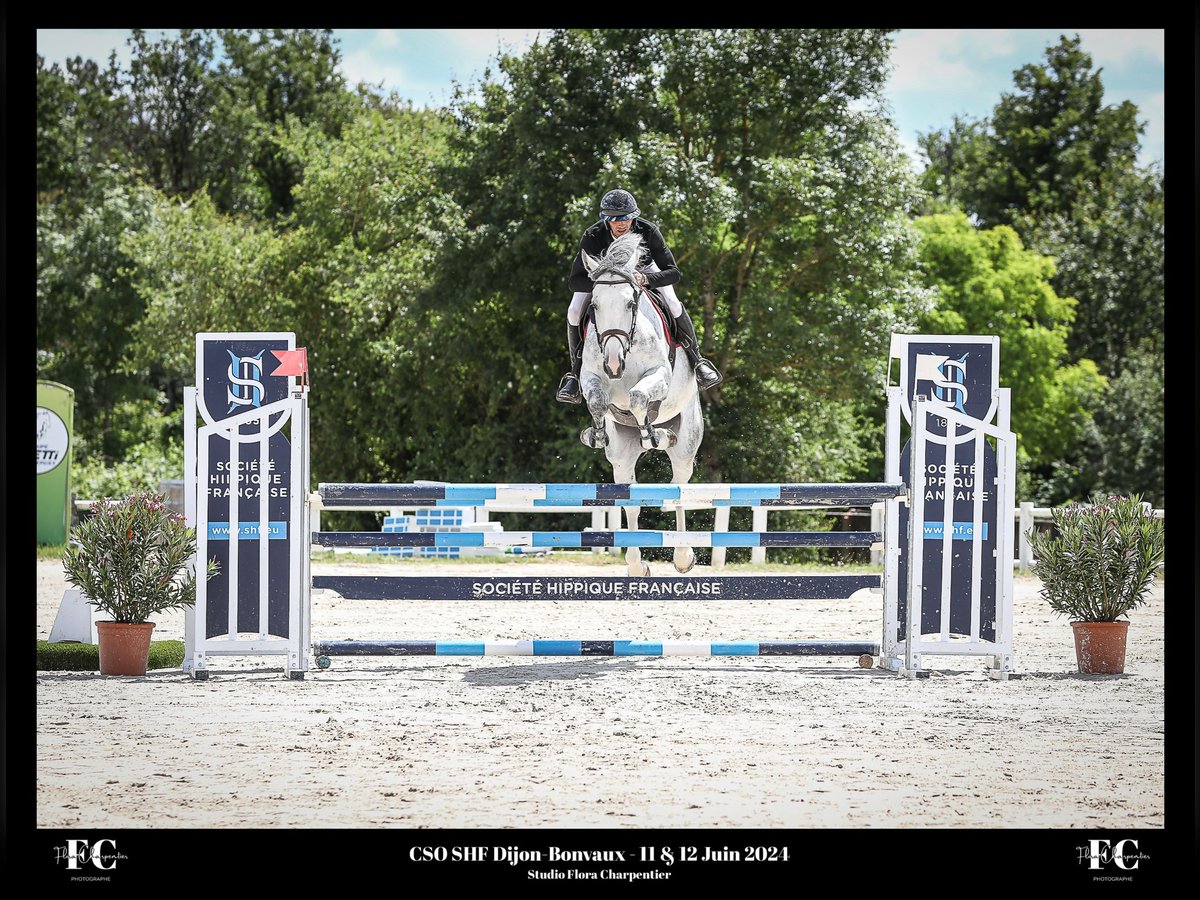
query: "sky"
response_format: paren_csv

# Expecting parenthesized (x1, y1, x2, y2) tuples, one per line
(35, 28, 1166, 169)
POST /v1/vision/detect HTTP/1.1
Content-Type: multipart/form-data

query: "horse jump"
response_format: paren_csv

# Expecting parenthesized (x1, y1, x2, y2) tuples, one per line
(182, 332, 1016, 680)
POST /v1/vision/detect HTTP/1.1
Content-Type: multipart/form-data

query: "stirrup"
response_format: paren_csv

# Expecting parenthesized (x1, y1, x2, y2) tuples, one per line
(556, 373, 582, 404)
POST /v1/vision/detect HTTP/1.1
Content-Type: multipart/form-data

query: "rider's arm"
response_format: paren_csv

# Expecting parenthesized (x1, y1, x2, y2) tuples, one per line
(568, 227, 605, 293)
(568, 247, 594, 293)
(641, 224, 681, 289)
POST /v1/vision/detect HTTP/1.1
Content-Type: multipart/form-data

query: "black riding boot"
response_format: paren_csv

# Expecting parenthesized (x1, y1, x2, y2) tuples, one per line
(556, 323, 584, 404)
(673, 307, 723, 390)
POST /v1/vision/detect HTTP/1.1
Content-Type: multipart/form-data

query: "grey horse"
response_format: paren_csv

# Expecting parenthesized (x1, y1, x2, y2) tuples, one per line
(577, 232, 704, 575)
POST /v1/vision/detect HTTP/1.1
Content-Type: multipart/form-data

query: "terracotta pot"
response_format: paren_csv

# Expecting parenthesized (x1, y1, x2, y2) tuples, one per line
(1071, 620, 1129, 675)
(96, 622, 156, 676)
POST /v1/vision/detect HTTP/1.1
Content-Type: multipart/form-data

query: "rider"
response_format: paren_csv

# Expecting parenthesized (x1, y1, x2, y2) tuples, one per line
(556, 188, 723, 404)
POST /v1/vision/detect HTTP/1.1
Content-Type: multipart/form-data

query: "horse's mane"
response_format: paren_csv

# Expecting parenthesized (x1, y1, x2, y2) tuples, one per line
(591, 232, 646, 279)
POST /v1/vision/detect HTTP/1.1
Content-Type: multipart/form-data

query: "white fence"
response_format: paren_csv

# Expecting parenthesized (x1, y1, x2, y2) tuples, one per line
(308, 495, 1164, 570)
(77, 492, 1164, 571)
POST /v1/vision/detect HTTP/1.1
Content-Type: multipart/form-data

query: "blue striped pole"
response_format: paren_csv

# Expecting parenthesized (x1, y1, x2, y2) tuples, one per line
(313, 639, 880, 658)
(318, 482, 904, 508)
(312, 530, 882, 549)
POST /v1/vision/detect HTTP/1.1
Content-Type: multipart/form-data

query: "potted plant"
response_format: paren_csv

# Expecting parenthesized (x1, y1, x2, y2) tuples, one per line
(1026, 494, 1164, 674)
(62, 491, 216, 676)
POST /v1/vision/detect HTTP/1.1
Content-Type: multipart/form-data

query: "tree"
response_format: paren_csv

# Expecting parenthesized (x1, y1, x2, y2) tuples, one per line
(37, 167, 164, 464)
(916, 35, 1163, 503)
(124, 29, 219, 197)
(37, 54, 129, 203)
(215, 29, 356, 217)
(1031, 167, 1163, 378)
(123, 107, 457, 486)
(913, 213, 1105, 467)
(424, 29, 927, 486)
(37, 29, 375, 484)
(919, 35, 1142, 231)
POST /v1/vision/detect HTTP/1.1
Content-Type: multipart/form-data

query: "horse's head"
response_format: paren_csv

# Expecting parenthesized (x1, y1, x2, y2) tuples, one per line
(581, 232, 646, 379)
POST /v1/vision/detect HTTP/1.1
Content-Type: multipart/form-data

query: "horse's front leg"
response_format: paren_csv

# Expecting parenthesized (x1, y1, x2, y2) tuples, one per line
(628, 365, 675, 450)
(579, 373, 609, 449)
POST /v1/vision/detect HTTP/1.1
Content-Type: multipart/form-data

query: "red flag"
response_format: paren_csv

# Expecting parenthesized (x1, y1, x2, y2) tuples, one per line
(271, 348, 309, 389)
(271, 348, 308, 376)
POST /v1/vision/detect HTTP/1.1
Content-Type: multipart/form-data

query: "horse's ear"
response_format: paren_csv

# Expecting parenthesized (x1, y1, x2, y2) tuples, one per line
(581, 249, 599, 276)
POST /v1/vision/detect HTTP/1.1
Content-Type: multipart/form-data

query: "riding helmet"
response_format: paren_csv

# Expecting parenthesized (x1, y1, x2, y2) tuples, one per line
(599, 189, 640, 221)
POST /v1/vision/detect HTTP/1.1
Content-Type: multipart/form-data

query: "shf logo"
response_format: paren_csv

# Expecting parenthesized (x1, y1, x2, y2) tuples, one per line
(55, 838, 122, 869)
(1079, 839, 1141, 870)
(227, 350, 266, 413)
(914, 352, 969, 413)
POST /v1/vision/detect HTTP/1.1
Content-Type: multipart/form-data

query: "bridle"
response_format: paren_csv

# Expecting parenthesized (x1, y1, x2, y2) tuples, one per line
(590, 274, 645, 362)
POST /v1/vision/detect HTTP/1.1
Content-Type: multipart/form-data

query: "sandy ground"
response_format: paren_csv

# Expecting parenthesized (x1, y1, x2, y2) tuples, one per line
(35, 554, 1165, 830)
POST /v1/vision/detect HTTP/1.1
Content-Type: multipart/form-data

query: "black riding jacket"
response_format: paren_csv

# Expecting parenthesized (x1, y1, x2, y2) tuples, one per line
(568, 218, 682, 294)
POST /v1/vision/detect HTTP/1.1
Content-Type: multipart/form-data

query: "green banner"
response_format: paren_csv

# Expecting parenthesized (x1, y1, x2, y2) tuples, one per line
(37, 381, 74, 545)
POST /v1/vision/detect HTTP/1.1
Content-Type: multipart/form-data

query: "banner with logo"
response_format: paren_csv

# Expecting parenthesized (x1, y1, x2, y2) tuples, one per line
(195, 333, 296, 639)
(892, 336, 1000, 640)
(37, 381, 75, 545)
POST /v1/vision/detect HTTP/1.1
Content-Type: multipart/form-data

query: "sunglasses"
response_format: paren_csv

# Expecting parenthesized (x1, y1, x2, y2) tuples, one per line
(601, 213, 636, 222)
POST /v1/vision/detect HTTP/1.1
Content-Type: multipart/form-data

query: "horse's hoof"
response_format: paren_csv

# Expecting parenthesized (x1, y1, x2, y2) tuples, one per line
(640, 562, 651, 577)
(674, 552, 696, 574)
(642, 428, 676, 450)
(581, 426, 608, 449)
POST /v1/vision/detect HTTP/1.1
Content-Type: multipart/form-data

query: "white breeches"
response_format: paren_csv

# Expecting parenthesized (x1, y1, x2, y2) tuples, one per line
(569, 261, 682, 325)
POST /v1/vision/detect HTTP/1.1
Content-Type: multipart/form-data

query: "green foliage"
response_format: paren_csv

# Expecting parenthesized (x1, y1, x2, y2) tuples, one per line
(37, 54, 130, 202)
(37, 171, 165, 461)
(424, 28, 925, 484)
(1031, 168, 1163, 378)
(73, 436, 184, 501)
(37, 640, 185, 672)
(62, 492, 216, 624)
(914, 35, 1162, 506)
(1089, 350, 1164, 506)
(125, 29, 220, 196)
(123, 106, 457, 487)
(124, 191, 289, 373)
(919, 36, 1141, 230)
(913, 213, 1106, 466)
(215, 29, 357, 217)
(1037, 349, 1164, 507)
(1027, 495, 1164, 622)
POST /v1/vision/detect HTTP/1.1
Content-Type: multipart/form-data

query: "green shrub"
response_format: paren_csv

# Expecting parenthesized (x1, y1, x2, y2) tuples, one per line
(1026, 494, 1164, 622)
(37, 640, 185, 671)
(62, 491, 217, 623)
